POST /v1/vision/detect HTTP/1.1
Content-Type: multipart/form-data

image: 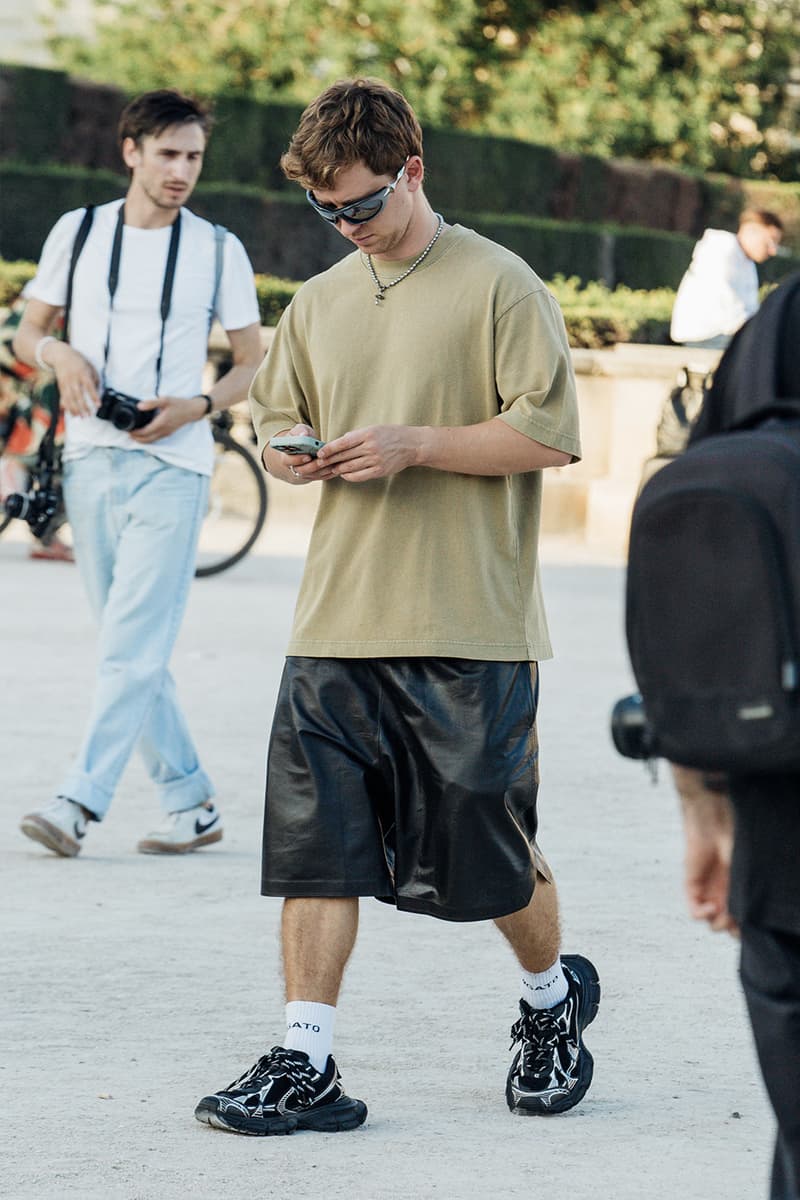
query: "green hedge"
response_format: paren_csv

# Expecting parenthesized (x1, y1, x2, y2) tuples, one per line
(0, 163, 128, 262)
(0, 256, 672, 347)
(454, 211, 619, 284)
(254, 275, 302, 326)
(423, 130, 561, 219)
(195, 96, 800, 241)
(609, 226, 699, 291)
(202, 96, 302, 193)
(0, 65, 70, 165)
(0, 161, 722, 289)
(2, 257, 779, 349)
(4, 65, 800, 243)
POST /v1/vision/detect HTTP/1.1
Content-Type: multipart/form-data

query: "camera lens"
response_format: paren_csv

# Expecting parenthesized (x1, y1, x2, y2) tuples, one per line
(610, 693, 655, 760)
(111, 406, 137, 432)
(4, 492, 30, 519)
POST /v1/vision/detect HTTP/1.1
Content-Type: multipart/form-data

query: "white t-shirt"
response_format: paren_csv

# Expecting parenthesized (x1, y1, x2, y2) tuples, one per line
(670, 229, 759, 344)
(26, 201, 260, 475)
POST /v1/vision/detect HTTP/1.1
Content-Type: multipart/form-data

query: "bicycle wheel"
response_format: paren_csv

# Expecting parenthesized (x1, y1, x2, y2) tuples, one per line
(195, 429, 268, 578)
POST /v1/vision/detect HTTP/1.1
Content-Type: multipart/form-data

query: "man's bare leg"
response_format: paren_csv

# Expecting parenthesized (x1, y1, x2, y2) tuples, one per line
(494, 876, 560, 972)
(282, 896, 359, 1003)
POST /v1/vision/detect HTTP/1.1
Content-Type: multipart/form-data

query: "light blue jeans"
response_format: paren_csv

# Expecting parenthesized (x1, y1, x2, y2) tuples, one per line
(62, 448, 213, 820)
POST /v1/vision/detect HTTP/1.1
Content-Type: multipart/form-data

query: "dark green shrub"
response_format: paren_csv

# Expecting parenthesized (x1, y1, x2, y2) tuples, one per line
(425, 130, 560, 218)
(568, 154, 614, 224)
(254, 275, 302, 325)
(611, 227, 696, 290)
(452, 212, 612, 285)
(548, 276, 674, 347)
(0, 66, 70, 164)
(202, 98, 303, 189)
(0, 163, 125, 260)
(0, 259, 35, 305)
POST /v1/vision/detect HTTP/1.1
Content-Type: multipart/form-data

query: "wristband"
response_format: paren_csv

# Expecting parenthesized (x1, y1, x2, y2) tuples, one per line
(198, 393, 214, 415)
(35, 335, 59, 371)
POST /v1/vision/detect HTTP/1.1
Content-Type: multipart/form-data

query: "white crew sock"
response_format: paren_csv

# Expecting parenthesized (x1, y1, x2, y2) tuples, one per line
(521, 958, 569, 1010)
(283, 1001, 336, 1072)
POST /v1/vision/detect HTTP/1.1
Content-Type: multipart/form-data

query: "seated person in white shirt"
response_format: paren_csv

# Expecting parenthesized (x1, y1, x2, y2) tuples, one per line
(670, 208, 783, 350)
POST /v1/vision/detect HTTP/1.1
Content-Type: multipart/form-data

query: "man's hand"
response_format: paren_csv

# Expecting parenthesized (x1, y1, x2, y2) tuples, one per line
(129, 394, 208, 443)
(11, 298, 100, 416)
(670, 765, 739, 936)
(46, 342, 100, 417)
(264, 423, 338, 485)
(316, 425, 420, 482)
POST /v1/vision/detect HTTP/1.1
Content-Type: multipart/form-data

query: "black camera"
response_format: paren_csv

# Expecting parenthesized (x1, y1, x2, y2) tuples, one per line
(96, 387, 155, 432)
(610, 693, 660, 761)
(4, 480, 62, 540)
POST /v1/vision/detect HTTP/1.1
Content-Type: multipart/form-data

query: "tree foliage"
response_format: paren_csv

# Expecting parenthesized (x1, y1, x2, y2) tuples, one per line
(47, 0, 800, 178)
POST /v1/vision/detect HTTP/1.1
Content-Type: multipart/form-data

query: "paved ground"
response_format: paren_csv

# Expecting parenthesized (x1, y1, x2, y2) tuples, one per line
(1, 499, 773, 1200)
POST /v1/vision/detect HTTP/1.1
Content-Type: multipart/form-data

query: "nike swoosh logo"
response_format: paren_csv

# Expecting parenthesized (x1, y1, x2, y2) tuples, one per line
(195, 813, 219, 835)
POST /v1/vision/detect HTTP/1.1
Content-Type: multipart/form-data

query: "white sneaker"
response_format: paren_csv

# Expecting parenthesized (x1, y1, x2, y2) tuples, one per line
(136, 802, 223, 855)
(20, 796, 89, 857)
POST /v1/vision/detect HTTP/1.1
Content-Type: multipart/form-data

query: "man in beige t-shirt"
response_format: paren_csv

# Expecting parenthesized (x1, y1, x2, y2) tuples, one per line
(196, 78, 600, 1137)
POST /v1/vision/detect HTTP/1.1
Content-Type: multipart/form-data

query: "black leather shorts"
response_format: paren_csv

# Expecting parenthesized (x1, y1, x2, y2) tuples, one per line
(261, 657, 544, 922)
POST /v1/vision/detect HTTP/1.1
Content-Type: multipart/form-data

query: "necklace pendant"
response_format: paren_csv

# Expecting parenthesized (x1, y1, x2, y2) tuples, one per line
(374, 292, 384, 305)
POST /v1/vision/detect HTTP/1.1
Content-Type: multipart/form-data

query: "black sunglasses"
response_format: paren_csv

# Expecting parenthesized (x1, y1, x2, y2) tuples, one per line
(306, 161, 407, 226)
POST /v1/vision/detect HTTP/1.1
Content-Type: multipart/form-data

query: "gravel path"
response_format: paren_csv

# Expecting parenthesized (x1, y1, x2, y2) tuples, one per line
(1, 530, 772, 1200)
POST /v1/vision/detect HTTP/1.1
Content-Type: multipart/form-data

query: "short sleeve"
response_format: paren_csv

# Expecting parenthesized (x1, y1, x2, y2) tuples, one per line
(215, 232, 260, 332)
(495, 289, 582, 461)
(24, 209, 88, 308)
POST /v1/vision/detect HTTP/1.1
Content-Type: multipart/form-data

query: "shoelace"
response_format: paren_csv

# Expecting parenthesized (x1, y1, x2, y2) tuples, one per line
(229, 1046, 319, 1103)
(510, 1007, 560, 1073)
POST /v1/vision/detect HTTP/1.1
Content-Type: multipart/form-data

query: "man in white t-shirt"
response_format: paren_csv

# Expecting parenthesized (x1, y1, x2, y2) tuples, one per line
(670, 208, 783, 349)
(13, 89, 262, 858)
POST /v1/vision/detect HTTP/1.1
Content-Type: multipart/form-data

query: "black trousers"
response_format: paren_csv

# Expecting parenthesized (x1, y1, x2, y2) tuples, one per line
(740, 923, 800, 1200)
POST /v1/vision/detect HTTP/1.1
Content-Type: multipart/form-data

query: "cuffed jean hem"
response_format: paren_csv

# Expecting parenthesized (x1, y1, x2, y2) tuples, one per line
(61, 764, 214, 821)
(59, 771, 113, 821)
(157, 765, 215, 814)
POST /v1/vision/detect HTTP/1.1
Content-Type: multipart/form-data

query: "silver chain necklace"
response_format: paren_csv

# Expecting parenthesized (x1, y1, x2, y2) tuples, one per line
(367, 214, 444, 305)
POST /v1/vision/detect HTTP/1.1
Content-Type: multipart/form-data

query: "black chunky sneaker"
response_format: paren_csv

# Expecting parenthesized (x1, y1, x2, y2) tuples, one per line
(194, 1047, 367, 1136)
(506, 953, 601, 1116)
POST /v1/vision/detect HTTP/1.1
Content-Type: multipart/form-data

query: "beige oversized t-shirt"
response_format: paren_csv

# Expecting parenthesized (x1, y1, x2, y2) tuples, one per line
(250, 224, 581, 660)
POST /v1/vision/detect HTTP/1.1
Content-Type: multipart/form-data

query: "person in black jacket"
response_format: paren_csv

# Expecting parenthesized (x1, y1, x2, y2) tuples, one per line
(671, 275, 800, 1200)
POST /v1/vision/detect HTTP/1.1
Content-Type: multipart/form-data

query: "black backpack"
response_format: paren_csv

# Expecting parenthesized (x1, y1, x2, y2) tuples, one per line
(625, 273, 800, 772)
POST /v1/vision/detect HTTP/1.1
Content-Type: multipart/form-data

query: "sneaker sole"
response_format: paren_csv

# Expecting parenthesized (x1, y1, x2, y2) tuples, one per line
(194, 1095, 367, 1136)
(136, 828, 223, 855)
(20, 816, 82, 857)
(508, 953, 601, 1117)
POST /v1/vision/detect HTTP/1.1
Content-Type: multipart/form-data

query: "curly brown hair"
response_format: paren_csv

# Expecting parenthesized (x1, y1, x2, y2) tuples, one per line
(281, 78, 423, 191)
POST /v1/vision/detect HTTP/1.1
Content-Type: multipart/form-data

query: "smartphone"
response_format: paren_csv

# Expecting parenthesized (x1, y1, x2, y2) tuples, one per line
(268, 434, 326, 457)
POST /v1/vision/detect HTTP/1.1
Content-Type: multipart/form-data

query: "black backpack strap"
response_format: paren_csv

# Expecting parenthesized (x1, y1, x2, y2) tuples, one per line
(209, 224, 227, 331)
(63, 205, 95, 341)
(40, 205, 95, 469)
